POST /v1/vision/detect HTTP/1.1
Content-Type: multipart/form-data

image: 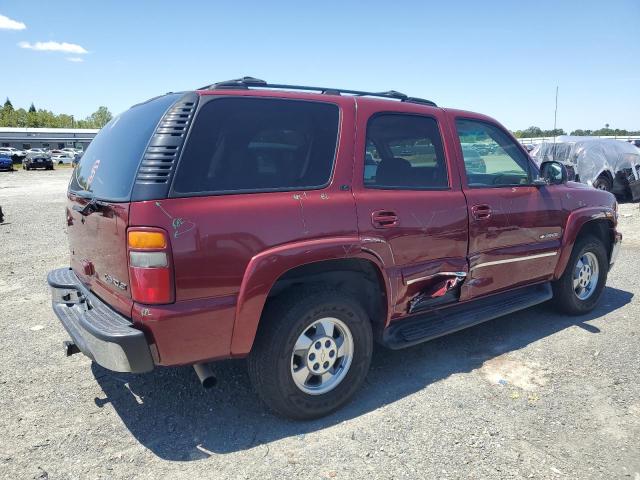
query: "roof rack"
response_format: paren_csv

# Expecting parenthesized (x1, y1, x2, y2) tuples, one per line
(197, 77, 437, 107)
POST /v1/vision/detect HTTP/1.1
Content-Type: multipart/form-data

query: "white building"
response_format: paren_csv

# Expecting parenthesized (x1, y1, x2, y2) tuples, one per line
(0, 127, 99, 151)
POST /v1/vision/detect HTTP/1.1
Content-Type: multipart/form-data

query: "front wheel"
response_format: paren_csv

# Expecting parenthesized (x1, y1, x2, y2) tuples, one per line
(593, 175, 612, 192)
(247, 288, 373, 420)
(552, 235, 608, 315)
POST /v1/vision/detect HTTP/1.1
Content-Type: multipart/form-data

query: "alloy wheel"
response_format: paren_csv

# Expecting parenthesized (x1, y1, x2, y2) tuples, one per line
(290, 317, 354, 395)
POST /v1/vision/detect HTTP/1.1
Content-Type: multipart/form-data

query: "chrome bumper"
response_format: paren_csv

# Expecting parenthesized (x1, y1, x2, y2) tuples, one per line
(47, 268, 154, 373)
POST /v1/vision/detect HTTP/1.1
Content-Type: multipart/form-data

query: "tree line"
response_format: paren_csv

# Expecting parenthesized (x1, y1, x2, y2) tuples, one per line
(513, 125, 640, 138)
(0, 98, 113, 129)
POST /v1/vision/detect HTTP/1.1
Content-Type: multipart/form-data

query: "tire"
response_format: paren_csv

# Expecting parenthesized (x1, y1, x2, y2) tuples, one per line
(247, 287, 373, 420)
(593, 175, 612, 192)
(552, 235, 608, 315)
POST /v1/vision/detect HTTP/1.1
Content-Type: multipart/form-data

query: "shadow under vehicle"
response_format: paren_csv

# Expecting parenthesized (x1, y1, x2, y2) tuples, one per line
(91, 285, 632, 458)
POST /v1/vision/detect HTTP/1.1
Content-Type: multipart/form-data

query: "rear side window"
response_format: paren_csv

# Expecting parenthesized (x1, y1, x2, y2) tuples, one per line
(69, 94, 180, 201)
(364, 114, 448, 189)
(172, 98, 339, 195)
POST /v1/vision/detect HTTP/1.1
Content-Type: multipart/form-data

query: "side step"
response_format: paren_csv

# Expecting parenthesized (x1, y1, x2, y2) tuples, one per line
(382, 283, 552, 349)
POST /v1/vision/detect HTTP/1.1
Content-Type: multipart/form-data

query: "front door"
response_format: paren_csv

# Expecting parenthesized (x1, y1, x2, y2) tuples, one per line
(451, 116, 566, 300)
(353, 101, 469, 319)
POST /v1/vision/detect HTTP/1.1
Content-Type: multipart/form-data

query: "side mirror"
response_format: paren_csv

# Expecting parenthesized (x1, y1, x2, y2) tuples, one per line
(539, 161, 567, 185)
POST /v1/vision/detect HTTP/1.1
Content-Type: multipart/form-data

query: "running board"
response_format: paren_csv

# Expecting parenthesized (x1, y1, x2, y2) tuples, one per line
(382, 283, 552, 349)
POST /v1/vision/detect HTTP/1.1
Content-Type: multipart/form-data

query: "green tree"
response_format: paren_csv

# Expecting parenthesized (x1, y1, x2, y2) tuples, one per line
(4, 98, 13, 111)
(514, 126, 565, 138)
(570, 129, 593, 136)
(14, 108, 28, 127)
(89, 106, 112, 128)
(28, 103, 36, 113)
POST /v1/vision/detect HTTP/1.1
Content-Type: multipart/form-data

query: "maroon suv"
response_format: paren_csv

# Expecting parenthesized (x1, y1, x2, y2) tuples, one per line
(48, 77, 621, 420)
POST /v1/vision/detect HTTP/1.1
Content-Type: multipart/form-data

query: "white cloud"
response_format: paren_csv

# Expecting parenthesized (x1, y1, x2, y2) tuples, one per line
(0, 14, 26, 30)
(18, 41, 88, 54)
(66, 57, 84, 63)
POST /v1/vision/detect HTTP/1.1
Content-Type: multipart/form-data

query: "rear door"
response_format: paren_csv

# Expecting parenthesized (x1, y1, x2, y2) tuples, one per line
(450, 115, 565, 300)
(352, 101, 469, 319)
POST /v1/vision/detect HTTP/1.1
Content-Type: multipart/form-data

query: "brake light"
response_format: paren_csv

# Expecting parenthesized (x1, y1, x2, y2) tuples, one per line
(127, 228, 174, 304)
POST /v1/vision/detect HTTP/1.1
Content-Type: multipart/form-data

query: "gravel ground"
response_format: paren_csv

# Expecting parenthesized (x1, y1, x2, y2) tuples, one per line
(1, 168, 639, 479)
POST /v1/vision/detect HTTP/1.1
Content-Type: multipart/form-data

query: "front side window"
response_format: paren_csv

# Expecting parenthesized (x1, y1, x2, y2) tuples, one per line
(172, 98, 339, 195)
(364, 114, 448, 189)
(456, 119, 531, 187)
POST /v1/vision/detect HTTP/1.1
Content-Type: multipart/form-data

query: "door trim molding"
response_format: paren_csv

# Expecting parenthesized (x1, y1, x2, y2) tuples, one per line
(405, 271, 467, 286)
(471, 251, 558, 271)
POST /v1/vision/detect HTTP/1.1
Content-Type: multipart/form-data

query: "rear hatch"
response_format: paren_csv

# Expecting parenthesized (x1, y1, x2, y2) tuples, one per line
(67, 93, 182, 316)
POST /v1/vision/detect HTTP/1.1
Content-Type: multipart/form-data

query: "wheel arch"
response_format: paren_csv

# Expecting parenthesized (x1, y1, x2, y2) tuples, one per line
(554, 207, 616, 279)
(230, 238, 391, 356)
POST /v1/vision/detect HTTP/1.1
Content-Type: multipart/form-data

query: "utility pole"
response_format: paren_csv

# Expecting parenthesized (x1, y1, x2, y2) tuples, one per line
(553, 86, 558, 143)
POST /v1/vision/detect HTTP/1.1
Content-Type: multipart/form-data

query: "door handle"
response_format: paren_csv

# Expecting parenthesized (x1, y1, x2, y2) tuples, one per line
(372, 210, 399, 228)
(471, 204, 492, 220)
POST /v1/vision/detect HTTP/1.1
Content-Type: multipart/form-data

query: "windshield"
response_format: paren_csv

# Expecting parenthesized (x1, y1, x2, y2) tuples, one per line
(68, 93, 180, 201)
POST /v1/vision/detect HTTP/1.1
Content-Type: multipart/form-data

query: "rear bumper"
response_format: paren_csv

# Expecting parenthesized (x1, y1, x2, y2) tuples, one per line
(47, 268, 154, 373)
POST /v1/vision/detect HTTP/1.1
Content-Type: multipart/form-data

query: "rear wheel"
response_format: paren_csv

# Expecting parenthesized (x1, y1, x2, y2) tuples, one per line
(593, 174, 612, 192)
(247, 288, 373, 420)
(552, 235, 608, 315)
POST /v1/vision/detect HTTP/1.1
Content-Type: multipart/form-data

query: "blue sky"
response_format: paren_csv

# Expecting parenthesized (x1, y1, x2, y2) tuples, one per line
(1, 0, 638, 132)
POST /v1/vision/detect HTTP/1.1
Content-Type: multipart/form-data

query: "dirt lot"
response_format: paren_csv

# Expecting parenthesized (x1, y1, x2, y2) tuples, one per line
(1, 168, 639, 479)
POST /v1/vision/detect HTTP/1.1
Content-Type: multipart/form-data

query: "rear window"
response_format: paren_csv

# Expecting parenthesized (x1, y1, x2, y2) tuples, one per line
(172, 97, 339, 195)
(69, 94, 180, 201)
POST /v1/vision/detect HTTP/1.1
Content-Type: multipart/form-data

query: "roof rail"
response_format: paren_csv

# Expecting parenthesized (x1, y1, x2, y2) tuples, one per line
(197, 77, 437, 107)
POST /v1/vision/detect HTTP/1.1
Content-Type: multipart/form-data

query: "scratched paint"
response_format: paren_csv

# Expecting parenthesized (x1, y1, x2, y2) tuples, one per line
(293, 192, 310, 235)
(155, 202, 196, 238)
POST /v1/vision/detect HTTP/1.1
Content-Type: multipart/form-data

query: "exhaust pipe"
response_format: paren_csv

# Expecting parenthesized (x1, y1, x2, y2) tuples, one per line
(193, 363, 217, 389)
(63, 340, 80, 357)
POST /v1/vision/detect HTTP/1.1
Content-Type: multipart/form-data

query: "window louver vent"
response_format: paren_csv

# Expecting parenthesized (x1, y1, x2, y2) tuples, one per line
(135, 98, 197, 184)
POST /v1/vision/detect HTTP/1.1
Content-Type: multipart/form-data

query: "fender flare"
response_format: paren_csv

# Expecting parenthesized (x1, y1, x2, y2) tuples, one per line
(553, 206, 615, 279)
(230, 236, 392, 355)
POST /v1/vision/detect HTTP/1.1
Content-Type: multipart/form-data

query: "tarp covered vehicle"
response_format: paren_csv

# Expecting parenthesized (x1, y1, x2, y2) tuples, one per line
(530, 137, 640, 200)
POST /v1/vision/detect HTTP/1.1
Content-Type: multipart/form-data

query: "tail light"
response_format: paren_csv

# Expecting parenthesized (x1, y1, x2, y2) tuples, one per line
(127, 228, 174, 304)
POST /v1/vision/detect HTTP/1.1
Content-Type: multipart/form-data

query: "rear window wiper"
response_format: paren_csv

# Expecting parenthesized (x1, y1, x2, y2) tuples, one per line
(71, 191, 110, 216)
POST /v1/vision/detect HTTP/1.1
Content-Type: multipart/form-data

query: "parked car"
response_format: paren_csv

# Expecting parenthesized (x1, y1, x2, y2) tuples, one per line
(461, 145, 487, 173)
(60, 148, 82, 159)
(530, 137, 640, 200)
(48, 78, 621, 420)
(50, 150, 74, 165)
(26, 148, 51, 157)
(71, 151, 83, 168)
(23, 150, 54, 170)
(0, 146, 26, 162)
(0, 152, 13, 171)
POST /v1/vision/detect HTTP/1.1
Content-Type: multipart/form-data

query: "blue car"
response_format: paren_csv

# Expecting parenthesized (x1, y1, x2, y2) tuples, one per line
(0, 153, 13, 171)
